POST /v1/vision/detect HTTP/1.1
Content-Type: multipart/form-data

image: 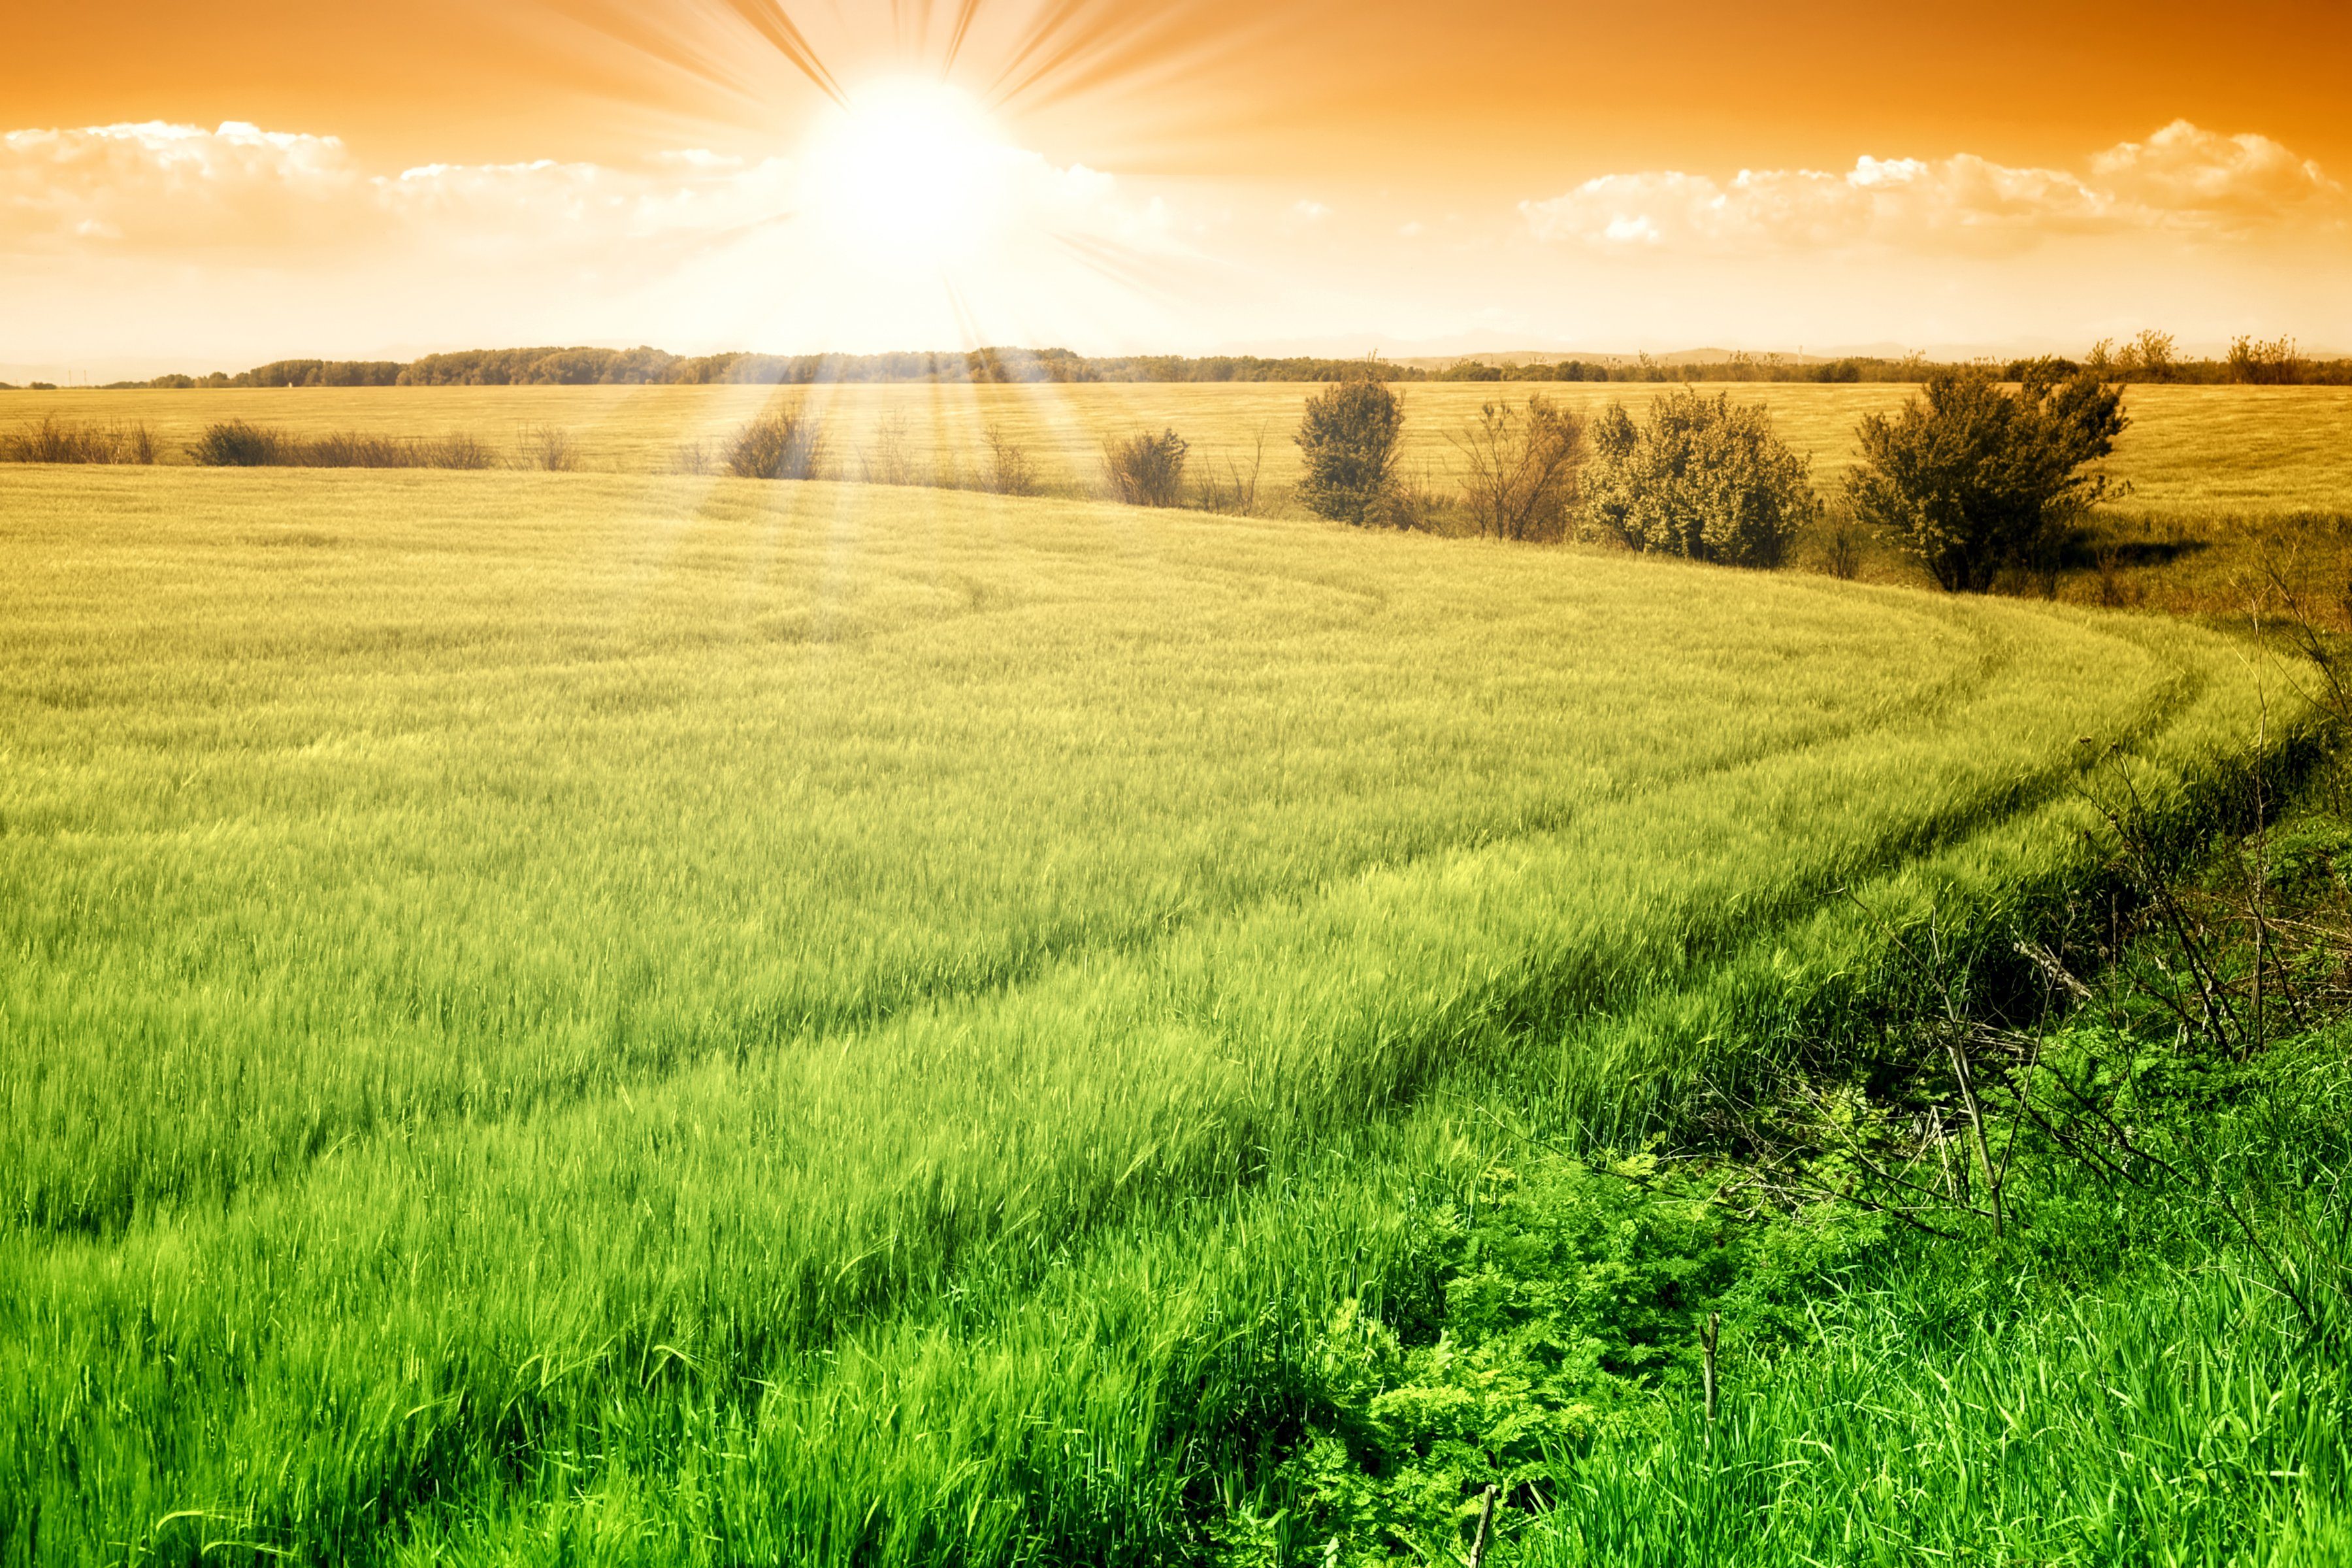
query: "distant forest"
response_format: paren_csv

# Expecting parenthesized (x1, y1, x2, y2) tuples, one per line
(31, 333, 2351, 391)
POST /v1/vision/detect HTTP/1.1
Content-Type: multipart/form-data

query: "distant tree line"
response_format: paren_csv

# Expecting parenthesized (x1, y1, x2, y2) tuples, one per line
(80, 346, 1443, 391)
(46, 332, 2342, 393)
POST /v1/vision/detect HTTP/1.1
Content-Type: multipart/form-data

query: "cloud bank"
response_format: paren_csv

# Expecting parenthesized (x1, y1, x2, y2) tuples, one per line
(1522, 121, 2344, 253)
(0, 119, 1143, 262)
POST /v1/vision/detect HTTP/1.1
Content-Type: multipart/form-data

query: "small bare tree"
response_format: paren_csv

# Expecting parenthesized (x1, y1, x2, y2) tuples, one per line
(521, 425, 580, 472)
(1446, 395, 1584, 542)
(982, 422, 1039, 497)
(858, 411, 923, 487)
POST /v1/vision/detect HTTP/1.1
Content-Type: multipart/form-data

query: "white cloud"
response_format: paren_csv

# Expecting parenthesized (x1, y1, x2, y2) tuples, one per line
(2091, 120, 2341, 224)
(1522, 122, 2345, 254)
(0, 118, 1154, 265)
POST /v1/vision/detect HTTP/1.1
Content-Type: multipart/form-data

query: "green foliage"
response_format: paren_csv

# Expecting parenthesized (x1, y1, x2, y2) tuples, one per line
(1259, 1153, 1790, 1566)
(0, 465, 2292, 1566)
(1105, 426, 1191, 506)
(1848, 364, 2129, 591)
(1584, 389, 1822, 568)
(1294, 380, 1404, 525)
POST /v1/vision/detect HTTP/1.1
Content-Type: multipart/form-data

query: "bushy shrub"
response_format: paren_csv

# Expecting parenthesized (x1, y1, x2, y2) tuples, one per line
(1, 417, 159, 465)
(724, 404, 828, 480)
(189, 421, 289, 466)
(1103, 427, 1189, 507)
(1447, 395, 1583, 541)
(190, 423, 506, 470)
(1584, 389, 1823, 568)
(1847, 364, 2127, 592)
(1295, 380, 1403, 525)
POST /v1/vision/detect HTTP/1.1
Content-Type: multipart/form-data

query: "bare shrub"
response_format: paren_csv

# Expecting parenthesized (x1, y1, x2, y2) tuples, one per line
(672, 441, 714, 476)
(522, 425, 581, 472)
(426, 432, 495, 470)
(301, 431, 416, 468)
(1, 417, 159, 465)
(1194, 425, 1269, 515)
(725, 402, 828, 480)
(1103, 427, 1189, 508)
(1820, 517, 1865, 580)
(1447, 395, 1584, 542)
(982, 423, 1038, 497)
(858, 411, 924, 487)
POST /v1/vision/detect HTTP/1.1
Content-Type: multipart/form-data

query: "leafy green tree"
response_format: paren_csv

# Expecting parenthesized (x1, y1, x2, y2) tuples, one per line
(1295, 378, 1404, 525)
(1584, 389, 1821, 568)
(1847, 363, 2127, 592)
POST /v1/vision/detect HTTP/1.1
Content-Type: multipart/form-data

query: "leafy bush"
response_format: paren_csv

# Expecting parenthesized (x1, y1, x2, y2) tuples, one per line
(1295, 380, 1403, 525)
(1263, 1149, 1859, 1565)
(1104, 427, 1190, 507)
(723, 404, 828, 480)
(1848, 364, 2127, 592)
(1, 417, 159, 465)
(1584, 389, 1823, 568)
(1447, 395, 1584, 542)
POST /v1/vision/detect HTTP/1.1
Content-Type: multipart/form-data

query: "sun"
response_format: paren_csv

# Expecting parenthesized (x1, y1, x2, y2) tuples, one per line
(800, 79, 1015, 271)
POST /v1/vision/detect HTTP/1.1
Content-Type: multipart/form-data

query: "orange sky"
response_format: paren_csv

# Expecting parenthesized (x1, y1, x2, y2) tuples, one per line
(5, 0, 2349, 371)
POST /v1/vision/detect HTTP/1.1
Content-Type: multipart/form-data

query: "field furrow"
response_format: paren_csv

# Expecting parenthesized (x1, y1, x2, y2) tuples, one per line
(0, 465, 2295, 1563)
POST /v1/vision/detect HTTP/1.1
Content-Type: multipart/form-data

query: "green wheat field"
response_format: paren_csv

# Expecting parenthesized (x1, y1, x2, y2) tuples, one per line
(1, 391, 2347, 1564)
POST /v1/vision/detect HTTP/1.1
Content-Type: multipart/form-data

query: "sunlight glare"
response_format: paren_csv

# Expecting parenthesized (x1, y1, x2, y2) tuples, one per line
(800, 79, 1015, 272)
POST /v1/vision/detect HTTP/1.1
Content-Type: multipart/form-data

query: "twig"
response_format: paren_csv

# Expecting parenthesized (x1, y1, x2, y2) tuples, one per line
(1465, 1485, 1498, 1568)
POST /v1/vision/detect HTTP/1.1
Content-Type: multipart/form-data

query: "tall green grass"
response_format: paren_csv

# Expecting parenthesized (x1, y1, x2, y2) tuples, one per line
(0, 466, 2295, 1563)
